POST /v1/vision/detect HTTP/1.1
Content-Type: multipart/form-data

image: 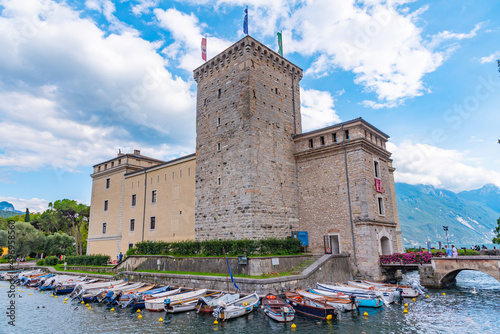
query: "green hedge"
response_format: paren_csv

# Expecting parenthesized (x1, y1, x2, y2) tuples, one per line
(130, 238, 302, 257)
(44, 256, 59, 266)
(65, 255, 110, 266)
(37, 259, 45, 265)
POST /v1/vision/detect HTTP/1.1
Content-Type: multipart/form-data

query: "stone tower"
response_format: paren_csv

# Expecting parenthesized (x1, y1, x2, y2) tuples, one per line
(193, 36, 303, 240)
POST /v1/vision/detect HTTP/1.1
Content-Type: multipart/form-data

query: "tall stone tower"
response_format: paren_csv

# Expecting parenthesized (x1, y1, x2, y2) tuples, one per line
(193, 36, 303, 240)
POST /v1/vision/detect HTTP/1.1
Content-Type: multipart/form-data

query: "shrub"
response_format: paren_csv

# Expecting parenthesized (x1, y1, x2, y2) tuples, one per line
(65, 255, 110, 266)
(44, 256, 59, 266)
(36, 259, 45, 265)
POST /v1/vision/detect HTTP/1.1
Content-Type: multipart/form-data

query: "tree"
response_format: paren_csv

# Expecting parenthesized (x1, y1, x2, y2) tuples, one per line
(493, 217, 500, 245)
(45, 232, 74, 256)
(52, 199, 90, 256)
(0, 229, 7, 248)
(25, 208, 30, 222)
(13, 221, 46, 257)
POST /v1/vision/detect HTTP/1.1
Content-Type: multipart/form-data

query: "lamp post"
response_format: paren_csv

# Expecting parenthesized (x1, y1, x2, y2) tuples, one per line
(443, 226, 449, 247)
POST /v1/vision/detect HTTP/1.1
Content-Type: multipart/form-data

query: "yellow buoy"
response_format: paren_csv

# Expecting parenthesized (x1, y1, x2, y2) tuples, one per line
(291, 323, 296, 328)
(88, 307, 92, 310)
(81, 301, 84, 304)
(51, 294, 54, 297)
(404, 303, 408, 307)
(412, 298, 416, 301)
(326, 314, 333, 320)
(403, 309, 408, 313)
(86, 303, 89, 307)
(30, 293, 32, 295)
(65, 298, 68, 301)
(138, 315, 142, 319)
(64, 301, 66, 304)
(158, 317, 163, 322)
(426, 295, 429, 298)
(214, 319, 218, 325)
(363, 311, 369, 316)
(110, 308, 115, 311)
(137, 309, 141, 313)
(442, 293, 446, 296)
(41, 292, 43, 294)
(55, 296, 58, 298)
(23, 290, 25, 292)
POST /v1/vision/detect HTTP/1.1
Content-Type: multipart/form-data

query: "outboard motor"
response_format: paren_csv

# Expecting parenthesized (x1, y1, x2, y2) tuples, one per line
(395, 287, 404, 304)
(411, 280, 426, 296)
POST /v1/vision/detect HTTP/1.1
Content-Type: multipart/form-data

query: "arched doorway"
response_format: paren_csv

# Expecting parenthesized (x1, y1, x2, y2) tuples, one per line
(380, 236, 391, 255)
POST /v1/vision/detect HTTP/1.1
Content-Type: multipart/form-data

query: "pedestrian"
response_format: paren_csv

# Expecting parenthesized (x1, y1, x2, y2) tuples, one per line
(452, 245, 458, 258)
(445, 245, 452, 258)
(118, 252, 123, 263)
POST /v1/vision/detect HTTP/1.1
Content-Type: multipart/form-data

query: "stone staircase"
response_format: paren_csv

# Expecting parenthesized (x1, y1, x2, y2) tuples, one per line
(293, 254, 324, 273)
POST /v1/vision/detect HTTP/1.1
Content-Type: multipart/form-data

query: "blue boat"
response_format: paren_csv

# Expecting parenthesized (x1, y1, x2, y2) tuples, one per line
(315, 283, 384, 308)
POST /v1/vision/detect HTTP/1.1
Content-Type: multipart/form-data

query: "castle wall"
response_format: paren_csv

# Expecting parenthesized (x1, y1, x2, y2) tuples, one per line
(194, 37, 303, 240)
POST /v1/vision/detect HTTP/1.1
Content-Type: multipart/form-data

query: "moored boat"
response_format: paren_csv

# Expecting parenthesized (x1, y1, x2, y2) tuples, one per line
(196, 293, 240, 313)
(213, 292, 260, 320)
(285, 291, 337, 320)
(316, 283, 388, 306)
(296, 289, 358, 312)
(165, 291, 222, 314)
(354, 280, 419, 298)
(261, 293, 295, 322)
(309, 288, 383, 308)
(144, 288, 202, 312)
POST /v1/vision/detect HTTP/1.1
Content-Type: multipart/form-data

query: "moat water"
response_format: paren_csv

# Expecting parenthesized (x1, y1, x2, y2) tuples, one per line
(1, 270, 499, 334)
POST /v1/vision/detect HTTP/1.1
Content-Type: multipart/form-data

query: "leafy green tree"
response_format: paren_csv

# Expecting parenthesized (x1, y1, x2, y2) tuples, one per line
(0, 229, 7, 248)
(25, 208, 30, 222)
(14, 221, 46, 257)
(45, 232, 74, 256)
(52, 199, 89, 255)
(493, 217, 500, 245)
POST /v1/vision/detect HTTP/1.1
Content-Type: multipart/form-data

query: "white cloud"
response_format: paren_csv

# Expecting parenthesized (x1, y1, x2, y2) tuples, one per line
(131, 0, 160, 15)
(480, 51, 500, 64)
(154, 8, 233, 71)
(300, 88, 341, 132)
(387, 141, 500, 192)
(0, 196, 50, 213)
(0, 0, 197, 171)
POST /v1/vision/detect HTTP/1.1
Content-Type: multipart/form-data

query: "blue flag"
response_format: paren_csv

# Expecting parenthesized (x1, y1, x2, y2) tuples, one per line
(243, 6, 248, 34)
(225, 255, 241, 291)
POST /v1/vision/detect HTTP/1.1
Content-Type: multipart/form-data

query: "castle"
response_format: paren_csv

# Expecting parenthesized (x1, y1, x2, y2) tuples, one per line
(87, 36, 403, 279)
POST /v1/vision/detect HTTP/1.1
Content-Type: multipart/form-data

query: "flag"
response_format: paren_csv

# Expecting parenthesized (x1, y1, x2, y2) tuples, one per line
(277, 31, 283, 56)
(225, 254, 241, 291)
(243, 6, 248, 34)
(201, 37, 207, 61)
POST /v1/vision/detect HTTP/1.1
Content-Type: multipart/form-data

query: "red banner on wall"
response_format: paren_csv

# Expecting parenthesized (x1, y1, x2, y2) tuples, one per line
(375, 178, 383, 193)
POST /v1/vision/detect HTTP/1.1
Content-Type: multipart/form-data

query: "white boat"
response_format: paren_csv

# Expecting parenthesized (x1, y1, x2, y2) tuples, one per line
(213, 292, 260, 320)
(315, 283, 387, 307)
(356, 280, 419, 298)
(165, 290, 222, 313)
(145, 289, 206, 312)
(336, 283, 395, 304)
(296, 289, 358, 312)
(345, 281, 403, 302)
(196, 293, 240, 313)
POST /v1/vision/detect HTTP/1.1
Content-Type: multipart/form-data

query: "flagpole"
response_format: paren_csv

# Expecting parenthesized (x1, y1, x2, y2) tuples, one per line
(223, 248, 230, 293)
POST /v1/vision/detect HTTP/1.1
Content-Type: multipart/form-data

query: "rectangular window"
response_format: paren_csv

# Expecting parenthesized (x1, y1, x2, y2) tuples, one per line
(111, 162, 114, 167)
(333, 133, 337, 143)
(378, 197, 385, 216)
(131, 194, 136, 207)
(218, 177, 221, 186)
(104, 200, 108, 211)
(98, 166, 101, 172)
(188, 167, 191, 177)
(218, 88, 221, 98)
(128, 243, 134, 250)
(157, 175, 159, 183)
(320, 136, 325, 145)
(344, 130, 350, 140)
(151, 190, 157, 203)
(150, 216, 156, 230)
(217, 117, 221, 126)
(308, 139, 313, 148)
(102, 223, 107, 234)
(130, 219, 135, 232)
(172, 171, 174, 180)
(105, 178, 110, 189)
(179, 169, 182, 178)
(217, 142, 221, 151)
(374, 161, 380, 178)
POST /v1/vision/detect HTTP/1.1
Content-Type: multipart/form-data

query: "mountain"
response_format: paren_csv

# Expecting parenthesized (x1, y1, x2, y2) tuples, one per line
(0, 201, 24, 218)
(396, 183, 500, 247)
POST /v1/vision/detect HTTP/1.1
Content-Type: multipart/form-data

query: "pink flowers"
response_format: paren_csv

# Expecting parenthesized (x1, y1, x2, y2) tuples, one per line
(379, 251, 434, 265)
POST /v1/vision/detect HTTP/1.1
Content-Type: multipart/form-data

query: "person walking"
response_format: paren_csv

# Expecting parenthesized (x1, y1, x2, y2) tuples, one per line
(445, 245, 452, 258)
(452, 245, 458, 258)
(118, 252, 123, 263)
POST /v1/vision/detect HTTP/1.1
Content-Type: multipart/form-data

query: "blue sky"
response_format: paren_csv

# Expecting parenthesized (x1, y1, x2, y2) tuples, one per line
(0, 0, 499, 212)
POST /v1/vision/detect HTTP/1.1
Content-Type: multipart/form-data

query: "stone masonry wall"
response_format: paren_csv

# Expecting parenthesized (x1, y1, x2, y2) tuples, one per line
(194, 36, 303, 240)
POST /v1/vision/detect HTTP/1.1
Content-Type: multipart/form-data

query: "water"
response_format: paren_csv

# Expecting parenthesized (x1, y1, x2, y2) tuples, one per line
(1, 271, 499, 334)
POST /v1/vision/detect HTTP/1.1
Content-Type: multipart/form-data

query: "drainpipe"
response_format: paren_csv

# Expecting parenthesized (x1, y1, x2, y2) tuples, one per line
(141, 170, 148, 242)
(291, 72, 296, 135)
(341, 124, 357, 266)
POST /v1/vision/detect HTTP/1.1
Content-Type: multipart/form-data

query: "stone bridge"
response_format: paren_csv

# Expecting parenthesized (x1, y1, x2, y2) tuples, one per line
(419, 256, 500, 287)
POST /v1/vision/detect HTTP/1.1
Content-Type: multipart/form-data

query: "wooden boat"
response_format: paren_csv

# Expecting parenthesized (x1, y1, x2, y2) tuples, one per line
(354, 280, 419, 298)
(285, 291, 336, 320)
(96, 282, 144, 302)
(309, 288, 383, 308)
(145, 289, 205, 312)
(165, 291, 222, 314)
(70, 280, 124, 298)
(117, 286, 170, 308)
(106, 283, 154, 304)
(77, 282, 130, 302)
(261, 293, 295, 322)
(316, 283, 388, 306)
(213, 292, 260, 320)
(196, 293, 240, 313)
(0, 269, 23, 280)
(296, 289, 358, 312)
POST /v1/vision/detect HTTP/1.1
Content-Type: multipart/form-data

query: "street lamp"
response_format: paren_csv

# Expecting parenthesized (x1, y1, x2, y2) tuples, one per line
(443, 226, 449, 247)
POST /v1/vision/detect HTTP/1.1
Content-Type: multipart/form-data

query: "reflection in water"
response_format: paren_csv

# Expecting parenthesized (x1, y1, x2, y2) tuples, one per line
(0, 270, 498, 334)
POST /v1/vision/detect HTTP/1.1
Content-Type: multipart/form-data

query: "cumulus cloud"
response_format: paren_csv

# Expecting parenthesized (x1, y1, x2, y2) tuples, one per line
(480, 51, 500, 64)
(0, 0, 196, 171)
(300, 88, 341, 132)
(131, 0, 160, 15)
(0, 196, 50, 213)
(387, 141, 500, 192)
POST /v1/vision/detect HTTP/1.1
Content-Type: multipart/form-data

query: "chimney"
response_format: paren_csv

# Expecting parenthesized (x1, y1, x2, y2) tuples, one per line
(133, 149, 141, 156)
